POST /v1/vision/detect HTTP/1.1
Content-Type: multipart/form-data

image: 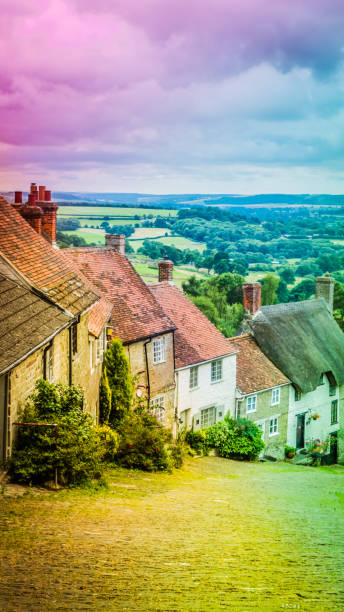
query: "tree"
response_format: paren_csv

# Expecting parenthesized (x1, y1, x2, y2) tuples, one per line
(191, 296, 219, 326)
(99, 367, 112, 424)
(261, 274, 279, 305)
(333, 281, 344, 330)
(279, 267, 295, 284)
(288, 279, 314, 302)
(103, 338, 133, 428)
(276, 278, 289, 303)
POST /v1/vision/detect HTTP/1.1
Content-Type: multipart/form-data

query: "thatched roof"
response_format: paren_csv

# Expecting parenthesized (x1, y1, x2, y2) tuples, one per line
(251, 298, 344, 394)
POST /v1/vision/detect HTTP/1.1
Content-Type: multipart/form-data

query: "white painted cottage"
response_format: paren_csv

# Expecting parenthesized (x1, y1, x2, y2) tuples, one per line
(150, 261, 237, 431)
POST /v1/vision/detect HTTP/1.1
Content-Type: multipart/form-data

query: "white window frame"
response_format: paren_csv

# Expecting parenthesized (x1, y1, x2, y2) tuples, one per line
(211, 360, 223, 383)
(150, 395, 165, 423)
(271, 387, 280, 406)
(269, 416, 279, 436)
(200, 406, 216, 429)
(152, 337, 165, 364)
(96, 328, 106, 365)
(45, 346, 54, 382)
(189, 366, 199, 390)
(246, 395, 257, 413)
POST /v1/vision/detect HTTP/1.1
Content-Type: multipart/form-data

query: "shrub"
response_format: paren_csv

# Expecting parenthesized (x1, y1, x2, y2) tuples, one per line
(185, 430, 209, 456)
(96, 424, 120, 462)
(9, 380, 103, 485)
(99, 367, 112, 424)
(102, 338, 133, 428)
(116, 409, 174, 472)
(205, 416, 264, 461)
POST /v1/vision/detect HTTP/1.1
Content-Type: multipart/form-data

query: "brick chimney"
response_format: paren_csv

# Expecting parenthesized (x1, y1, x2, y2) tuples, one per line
(20, 204, 43, 235)
(105, 234, 126, 255)
(315, 273, 334, 313)
(37, 187, 58, 246)
(158, 258, 174, 282)
(13, 191, 23, 213)
(242, 282, 261, 315)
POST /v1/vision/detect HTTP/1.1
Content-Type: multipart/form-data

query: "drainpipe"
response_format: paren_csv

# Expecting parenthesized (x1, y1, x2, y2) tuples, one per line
(68, 326, 73, 386)
(143, 338, 151, 406)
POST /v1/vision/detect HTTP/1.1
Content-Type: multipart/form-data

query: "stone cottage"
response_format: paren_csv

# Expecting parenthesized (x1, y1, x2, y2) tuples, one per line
(0, 190, 111, 441)
(150, 260, 237, 431)
(230, 334, 290, 459)
(63, 236, 177, 429)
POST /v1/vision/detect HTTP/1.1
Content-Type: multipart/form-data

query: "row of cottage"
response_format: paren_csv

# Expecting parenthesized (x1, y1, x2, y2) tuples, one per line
(1, 184, 344, 466)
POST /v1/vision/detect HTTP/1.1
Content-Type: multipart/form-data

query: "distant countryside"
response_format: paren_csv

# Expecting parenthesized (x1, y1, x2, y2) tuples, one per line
(56, 198, 344, 298)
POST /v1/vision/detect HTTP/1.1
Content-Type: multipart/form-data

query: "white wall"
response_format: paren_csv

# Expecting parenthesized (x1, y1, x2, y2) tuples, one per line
(287, 375, 340, 449)
(176, 353, 236, 429)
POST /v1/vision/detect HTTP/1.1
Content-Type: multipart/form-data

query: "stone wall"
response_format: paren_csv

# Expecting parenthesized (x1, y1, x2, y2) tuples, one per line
(240, 384, 290, 460)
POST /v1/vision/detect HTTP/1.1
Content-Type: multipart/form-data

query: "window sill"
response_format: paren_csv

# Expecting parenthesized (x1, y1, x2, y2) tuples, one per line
(269, 432, 279, 437)
(189, 386, 200, 392)
(246, 409, 257, 414)
(153, 360, 166, 365)
(271, 402, 280, 407)
(210, 379, 223, 385)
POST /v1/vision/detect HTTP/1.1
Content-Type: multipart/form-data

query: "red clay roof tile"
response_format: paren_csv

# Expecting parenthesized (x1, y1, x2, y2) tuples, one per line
(62, 248, 176, 343)
(0, 197, 97, 315)
(230, 334, 290, 395)
(150, 282, 236, 368)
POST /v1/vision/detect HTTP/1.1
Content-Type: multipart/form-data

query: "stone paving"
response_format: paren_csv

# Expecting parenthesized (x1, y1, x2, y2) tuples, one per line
(0, 457, 344, 611)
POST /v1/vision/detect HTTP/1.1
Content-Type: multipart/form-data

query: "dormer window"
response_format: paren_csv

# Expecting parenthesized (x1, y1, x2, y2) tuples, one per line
(318, 373, 324, 386)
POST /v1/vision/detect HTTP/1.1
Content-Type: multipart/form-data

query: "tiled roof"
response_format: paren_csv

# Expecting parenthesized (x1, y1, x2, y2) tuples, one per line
(0, 261, 72, 375)
(88, 297, 112, 338)
(230, 334, 290, 395)
(0, 197, 98, 315)
(150, 282, 236, 368)
(63, 248, 176, 343)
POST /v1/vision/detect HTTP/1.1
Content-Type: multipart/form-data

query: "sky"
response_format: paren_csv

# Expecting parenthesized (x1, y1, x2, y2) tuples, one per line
(1, 0, 344, 194)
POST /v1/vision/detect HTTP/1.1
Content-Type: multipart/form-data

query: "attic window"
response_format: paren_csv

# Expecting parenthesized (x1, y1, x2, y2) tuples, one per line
(294, 388, 301, 402)
(318, 373, 324, 386)
(271, 388, 280, 406)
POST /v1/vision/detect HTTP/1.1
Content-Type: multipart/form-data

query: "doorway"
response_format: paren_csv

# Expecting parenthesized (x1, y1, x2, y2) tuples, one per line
(296, 413, 305, 449)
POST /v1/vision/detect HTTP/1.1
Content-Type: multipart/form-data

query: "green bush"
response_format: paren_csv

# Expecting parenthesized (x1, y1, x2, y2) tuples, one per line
(185, 430, 209, 455)
(9, 380, 103, 485)
(96, 424, 120, 462)
(116, 409, 175, 472)
(205, 416, 264, 461)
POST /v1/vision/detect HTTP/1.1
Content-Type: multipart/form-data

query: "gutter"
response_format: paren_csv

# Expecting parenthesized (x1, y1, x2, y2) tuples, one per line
(175, 350, 238, 372)
(123, 327, 176, 347)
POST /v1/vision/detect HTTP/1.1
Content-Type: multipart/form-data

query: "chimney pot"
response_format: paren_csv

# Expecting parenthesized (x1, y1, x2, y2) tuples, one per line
(14, 191, 22, 204)
(242, 282, 261, 315)
(158, 258, 174, 282)
(39, 185, 46, 200)
(105, 234, 126, 255)
(44, 190, 52, 201)
(28, 193, 37, 206)
(315, 273, 334, 313)
(30, 182, 37, 194)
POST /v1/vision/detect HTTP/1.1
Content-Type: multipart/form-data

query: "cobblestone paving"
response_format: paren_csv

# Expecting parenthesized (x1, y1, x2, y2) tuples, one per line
(1, 458, 344, 611)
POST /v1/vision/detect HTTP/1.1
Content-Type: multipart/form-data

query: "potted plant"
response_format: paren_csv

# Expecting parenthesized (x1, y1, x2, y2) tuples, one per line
(285, 445, 296, 459)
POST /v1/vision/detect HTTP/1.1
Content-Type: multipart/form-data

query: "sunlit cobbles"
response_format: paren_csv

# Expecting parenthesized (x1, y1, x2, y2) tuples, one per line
(0, 458, 344, 611)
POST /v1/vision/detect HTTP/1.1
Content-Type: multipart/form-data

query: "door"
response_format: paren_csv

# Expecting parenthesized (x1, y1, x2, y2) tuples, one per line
(322, 432, 338, 466)
(0, 375, 7, 463)
(296, 413, 305, 449)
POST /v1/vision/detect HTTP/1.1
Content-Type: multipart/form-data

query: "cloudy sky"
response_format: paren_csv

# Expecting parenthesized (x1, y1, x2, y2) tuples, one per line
(1, 0, 344, 194)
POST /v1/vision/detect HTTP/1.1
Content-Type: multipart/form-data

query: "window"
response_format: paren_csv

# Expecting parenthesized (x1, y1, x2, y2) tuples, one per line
(211, 360, 222, 383)
(331, 400, 338, 425)
(246, 395, 257, 413)
(201, 406, 216, 428)
(153, 337, 165, 364)
(269, 417, 279, 436)
(294, 388, 301, 401)
(257, 422, 265, 438)
(189, 366, 198, 389)
(44, 345, 54, 382)
(71, 322, 78, 356)
(329, 384, 337, 397)
(150, 395, 165, 423)
(271, 388, 280, 406)
(96, 328, 106, 365)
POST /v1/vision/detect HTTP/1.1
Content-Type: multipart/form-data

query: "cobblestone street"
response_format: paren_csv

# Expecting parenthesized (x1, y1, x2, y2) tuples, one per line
(1, 457, 344, 611)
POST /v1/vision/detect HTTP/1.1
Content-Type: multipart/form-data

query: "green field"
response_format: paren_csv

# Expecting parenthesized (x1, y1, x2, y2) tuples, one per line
(130, 258, 209, 288)
(58, 206, 178, 218)
(129, 235, 206, 252)
(64, 229, 105, 245)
